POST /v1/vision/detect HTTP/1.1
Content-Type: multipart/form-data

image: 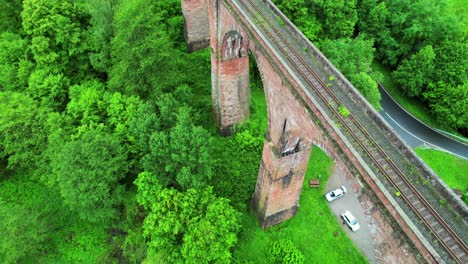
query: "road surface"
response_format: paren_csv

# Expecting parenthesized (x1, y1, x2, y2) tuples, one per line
(378, 85, 468, 160)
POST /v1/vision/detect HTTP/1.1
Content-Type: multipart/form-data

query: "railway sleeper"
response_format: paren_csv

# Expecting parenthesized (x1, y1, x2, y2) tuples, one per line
(399, 187, 409, 194)
(443, 236, 452, 243)
(411, 199, 421, 207)
(395, 180, 405, 187)
(456, 251, 465, 259)
(422, 212, 432, 220)
(415, 206, 427, 215)
(449, 244, 461, 252)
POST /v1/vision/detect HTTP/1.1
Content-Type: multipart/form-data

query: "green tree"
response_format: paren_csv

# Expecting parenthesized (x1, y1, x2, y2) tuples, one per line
(87, 0, 121, 74)
(21, 0, 91, 77)
(143, 107, 213, 190)
(309, 0, 358, 39)
(392, 45, 435, 97)
(319, 36, 375, 76)
(0, 200, 48, 263)
(109, 0, 178, 97)
(0, 0, 22, 33)
(0, 92, 46, 170)
(359, 0, 464, 66)
(135, 173, 241, 263)
(424, 82, 468, 129)
(66, 79, 107, 125)
(318, 36, 381, 109)
(433, 41, 467, 87)
(277, 0, 322, 41)
(21, 0, 92, 110)
(50, 125, 128, 223)
(27, 68, 70, 110)
(350, 72, 381, 109)
(0, 32, 27, 91)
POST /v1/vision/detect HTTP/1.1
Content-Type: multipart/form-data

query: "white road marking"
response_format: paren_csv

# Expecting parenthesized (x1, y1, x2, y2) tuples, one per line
(382, 111, 467, 160)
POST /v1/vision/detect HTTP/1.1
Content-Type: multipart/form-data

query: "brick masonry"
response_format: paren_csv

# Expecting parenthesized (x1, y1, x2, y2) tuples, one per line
(208, 0, 250, 135)
(181, 0, 210, 52)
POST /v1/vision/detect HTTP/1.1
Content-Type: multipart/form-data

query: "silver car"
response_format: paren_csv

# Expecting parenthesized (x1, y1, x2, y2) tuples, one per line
(341, 210, 360, 232)
(325, 186, 347, 202)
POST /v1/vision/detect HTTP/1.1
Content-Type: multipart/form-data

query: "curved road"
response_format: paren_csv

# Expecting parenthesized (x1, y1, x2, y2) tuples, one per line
(378, 85, 468, 160)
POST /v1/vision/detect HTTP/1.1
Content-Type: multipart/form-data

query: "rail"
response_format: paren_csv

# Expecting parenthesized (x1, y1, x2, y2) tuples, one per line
(234, 0, 468, 263)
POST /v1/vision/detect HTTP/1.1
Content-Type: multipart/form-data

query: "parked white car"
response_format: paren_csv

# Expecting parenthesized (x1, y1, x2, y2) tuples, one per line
(325, 186, 347, 202)
(341, 211, 360, 232)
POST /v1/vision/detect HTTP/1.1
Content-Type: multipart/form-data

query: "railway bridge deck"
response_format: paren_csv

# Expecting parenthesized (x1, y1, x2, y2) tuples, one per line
(182, 0, 468, 263)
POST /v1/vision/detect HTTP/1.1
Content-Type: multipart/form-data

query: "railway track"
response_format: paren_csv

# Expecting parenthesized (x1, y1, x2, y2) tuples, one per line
(233, 0, 468, 262)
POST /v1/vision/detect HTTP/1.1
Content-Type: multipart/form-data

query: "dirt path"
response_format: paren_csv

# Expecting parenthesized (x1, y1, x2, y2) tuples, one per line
(326, 165, 419, 264)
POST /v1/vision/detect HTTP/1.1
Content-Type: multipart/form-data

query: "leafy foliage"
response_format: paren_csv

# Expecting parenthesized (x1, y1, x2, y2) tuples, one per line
(109, 0, 178, 98)
(135, 173, 241, 263)
(0, 200, 48, 263)
(359, 0, 464, 67)
(0, 32, 27, 91)
(87, 0, 121, 74)
(22, 0, 91, 77)
(0, 0, 22, 33)
(423, 81, 468, 129)
(319, 37, 381, 109)
(50, 125, 128, 223)
(308, 0, 358, 39)
(392, 45, 435, 97)
(143, 107, 213, 190)
(268, 239, 305, 264)
(0, 92, 46, 170)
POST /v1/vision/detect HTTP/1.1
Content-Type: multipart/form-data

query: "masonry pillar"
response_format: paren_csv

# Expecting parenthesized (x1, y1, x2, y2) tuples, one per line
(252, 127, 312, 228)
(250, 49, 319, 228)
(181, 0, 210, 52)
(208, 0, 250, 135)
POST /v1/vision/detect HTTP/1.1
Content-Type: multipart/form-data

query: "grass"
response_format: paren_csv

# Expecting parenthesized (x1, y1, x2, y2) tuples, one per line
(415, 147, 468, 192)
(233, 146, 367, 263)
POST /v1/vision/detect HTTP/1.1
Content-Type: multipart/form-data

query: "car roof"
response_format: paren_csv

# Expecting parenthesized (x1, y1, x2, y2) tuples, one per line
(343, 211, 356, 221)
(333, 188, 344, 195)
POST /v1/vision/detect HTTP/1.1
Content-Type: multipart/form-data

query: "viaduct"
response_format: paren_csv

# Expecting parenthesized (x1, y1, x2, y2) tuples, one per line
(181, 0, 468, 263)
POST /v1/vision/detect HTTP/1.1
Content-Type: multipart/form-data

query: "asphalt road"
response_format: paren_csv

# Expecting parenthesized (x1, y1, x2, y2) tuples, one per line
(378, 85, 468, 160)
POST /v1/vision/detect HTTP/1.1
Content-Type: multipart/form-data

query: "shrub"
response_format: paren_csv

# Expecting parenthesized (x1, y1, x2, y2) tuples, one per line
(268, 239, 305, 264)
(338, 105, 350, 117)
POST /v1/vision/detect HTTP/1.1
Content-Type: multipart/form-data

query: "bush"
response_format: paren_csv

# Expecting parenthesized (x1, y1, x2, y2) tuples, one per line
(338, 105, 350, 117)
(268, 239, 305, 264)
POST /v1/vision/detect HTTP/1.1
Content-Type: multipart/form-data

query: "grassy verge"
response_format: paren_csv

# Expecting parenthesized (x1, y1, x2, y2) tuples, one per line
(233, 146, 367, 263)
(415, 147, 468, 192)
(415, 147, 467, 203)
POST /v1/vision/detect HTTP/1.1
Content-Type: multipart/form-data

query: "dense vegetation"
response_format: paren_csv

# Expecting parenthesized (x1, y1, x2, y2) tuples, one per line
(0, 0, 465, 262)
(274, 0, 467, 134)
(0, 0, 363, 262)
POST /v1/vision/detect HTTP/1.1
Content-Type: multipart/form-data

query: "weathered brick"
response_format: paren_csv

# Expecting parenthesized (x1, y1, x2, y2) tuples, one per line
(181, 0, 210, 52)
